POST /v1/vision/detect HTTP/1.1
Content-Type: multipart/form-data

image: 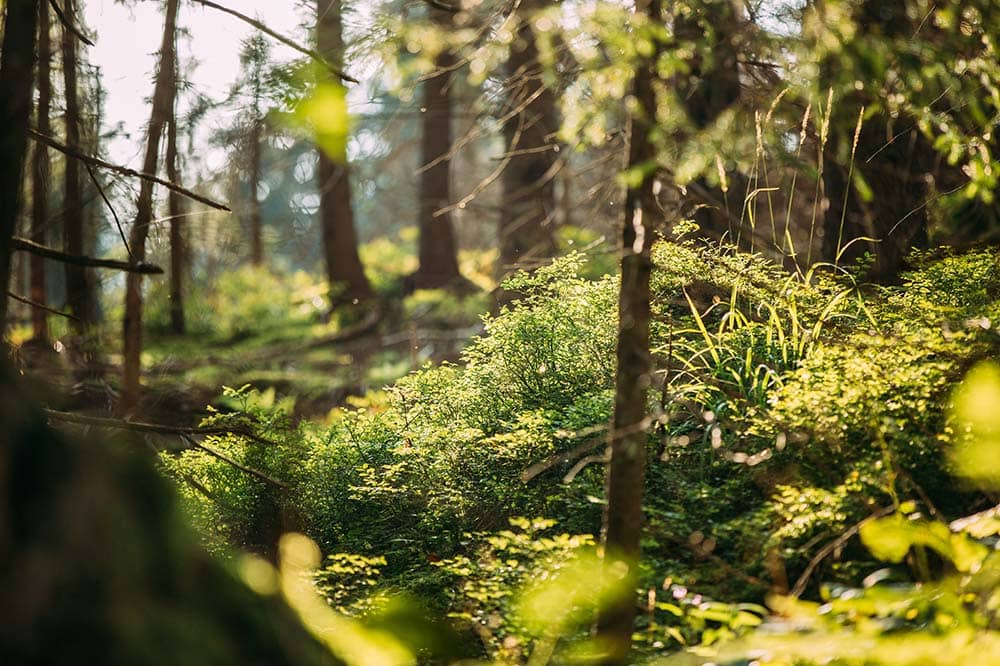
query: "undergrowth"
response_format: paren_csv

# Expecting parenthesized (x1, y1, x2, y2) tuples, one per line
(159, 241, 1000, 662)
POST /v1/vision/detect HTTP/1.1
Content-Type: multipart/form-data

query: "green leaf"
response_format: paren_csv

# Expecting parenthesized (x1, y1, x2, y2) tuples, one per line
(292, 82, 350, 162)
(950, 362, 1000, 488)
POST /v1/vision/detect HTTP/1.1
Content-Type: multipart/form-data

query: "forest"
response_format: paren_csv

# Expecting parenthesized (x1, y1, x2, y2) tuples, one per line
(2, 0, 1000, 664)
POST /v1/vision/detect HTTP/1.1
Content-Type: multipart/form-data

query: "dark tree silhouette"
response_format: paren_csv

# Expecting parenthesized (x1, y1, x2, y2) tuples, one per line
(498, 0, 559, 287)
(0, 0, 40, 331)
(316, 0, 373, 307)
(61, 0, 96, 333)
(410, 9, 466, 292)
(29, 0, 52, 342)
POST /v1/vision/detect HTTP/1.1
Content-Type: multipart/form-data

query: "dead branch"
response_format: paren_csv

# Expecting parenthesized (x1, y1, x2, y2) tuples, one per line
(181, 435, 289, 489)
(49, 0, 94, 47)
(521, 436, 605, 483)
(84, 162, 132, 259)
(187, 0, 358, 83)
(790, 504, 896, 598)
(11, 237, 163, 275)
(7, 292, 80, 320)
(43, 409, 280, 448)
(28, 129, 231, 211)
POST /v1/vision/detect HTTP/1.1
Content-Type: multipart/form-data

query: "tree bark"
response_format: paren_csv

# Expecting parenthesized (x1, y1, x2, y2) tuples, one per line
(818, 1, 934, 281)
(247, 37, 265, 267)
(121, 0, 179, 414)
(498, 0, 558, 288)
(249, 117, 264, 266)
(0, 0, 40, 332)
(673, 0, 742, 242)
(30, 0, 51, 342)
(316, 0, 373, 307)
(593, 0, 660, 661)
(61, 0, 95, 332)
(411, 9, 464, 291)
(166, 114, 185, 334)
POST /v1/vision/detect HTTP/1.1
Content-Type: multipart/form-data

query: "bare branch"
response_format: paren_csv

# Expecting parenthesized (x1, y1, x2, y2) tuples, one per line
(84, 162, 132, 260)
(46, 410, 290, 488)
(28, 129, 231, 211)
(49, 0, 94, 47)
(181, 435, 290, 489)
(790, 505, 896, 598)
(43, 409, 282, 449)
(11, 237, 164, 274)
(186, 0, 359, 83)
(7, 292, 80, 321)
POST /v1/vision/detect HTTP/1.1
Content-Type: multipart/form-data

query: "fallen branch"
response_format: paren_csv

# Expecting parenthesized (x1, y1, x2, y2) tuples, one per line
(43, 409, 280, 448)
(790, 504, 896, 598)
(181, 435, 289, 489)
(521, 436, 604, 483)
(48, 0, 95, 46)
(7, 292, 80, 320)
(187, 0, 358, 83)
(11, 237, 163, 275)
(28, 129, 231, 211)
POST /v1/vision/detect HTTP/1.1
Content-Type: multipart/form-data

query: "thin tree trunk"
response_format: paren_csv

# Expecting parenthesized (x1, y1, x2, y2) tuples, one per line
(166, 114, 185, 334)
(121, 0, 179, 414)
(593, 0, 660, 660)
(30, 0, 51, 342)
(249, 117, 263, 266)
(498, 0, 558, 288)
(411, 9, 463, 291)
(61, 0, 94, 332)
(316, 0, 372, 307)
(0, 0, 40, 332)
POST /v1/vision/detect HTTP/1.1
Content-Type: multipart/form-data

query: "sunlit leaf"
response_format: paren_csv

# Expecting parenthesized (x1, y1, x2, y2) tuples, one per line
(291, 82, 350, 162)
(950, 362, 1000, 488)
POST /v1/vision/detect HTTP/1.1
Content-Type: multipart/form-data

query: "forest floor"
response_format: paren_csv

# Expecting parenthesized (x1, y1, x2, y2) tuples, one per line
(16, 308, 483, 426)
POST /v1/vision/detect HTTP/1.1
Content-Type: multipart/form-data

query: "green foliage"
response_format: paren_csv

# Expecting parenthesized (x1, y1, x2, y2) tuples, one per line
(157, 244, 1000, 663)
(434, 517, 600, 661)
(144, 266, 327, 341)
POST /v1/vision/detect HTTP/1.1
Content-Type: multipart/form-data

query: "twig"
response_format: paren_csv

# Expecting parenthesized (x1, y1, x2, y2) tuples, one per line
(7, 292, 80, 320)
(521, 436, 604, 483)
(11, 237, 163, 274)
(790, 505, 896, 598)
(43, 409, 280, 448)
(562, 454, 608, 484)
(186, 0, 358, 83)
(181, 435, 289, 489)
(84, 162, 131, 260)
(28, 129, 231, 211)
(49, 0, 94, 47)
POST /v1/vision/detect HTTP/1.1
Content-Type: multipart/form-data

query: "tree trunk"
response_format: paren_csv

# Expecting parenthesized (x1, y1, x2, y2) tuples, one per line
(29, 0, 51, 342)
(673, 0, 742, 243)
(61, 0, 94, 333)
(0, 0, 40, 332)
(818, 1, 934, 281)
(498, 0, 558, 289)
(410, 9, 464, 291)
(249, 116, 264, 266)
(121, 0, 179, 414)
(315, 0, 372, 308)
(166, 113, 185, 335)
(593, 0, 660, 661)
